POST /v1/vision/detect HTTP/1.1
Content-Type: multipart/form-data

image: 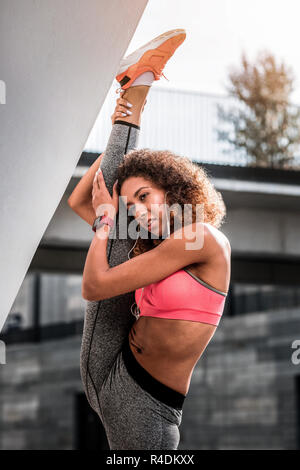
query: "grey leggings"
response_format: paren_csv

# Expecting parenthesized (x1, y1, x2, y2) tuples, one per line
(79, 120, 185, 450)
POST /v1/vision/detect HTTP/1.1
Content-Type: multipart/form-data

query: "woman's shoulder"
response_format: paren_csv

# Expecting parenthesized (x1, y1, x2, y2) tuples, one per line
(187, 224, 231, 290)
(204, 223, 231, 256)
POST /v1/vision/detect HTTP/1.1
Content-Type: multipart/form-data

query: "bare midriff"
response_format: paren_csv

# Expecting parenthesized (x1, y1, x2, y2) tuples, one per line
(127, 247, 230, 396)
(128, 315, 217, 396)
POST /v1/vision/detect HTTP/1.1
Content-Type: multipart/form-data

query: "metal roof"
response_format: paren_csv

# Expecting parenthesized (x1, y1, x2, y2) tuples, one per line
(84, 84, 300, 168)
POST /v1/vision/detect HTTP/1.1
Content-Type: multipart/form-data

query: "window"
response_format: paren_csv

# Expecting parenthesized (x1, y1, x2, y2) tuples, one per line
(40, 273, 86, 326)
(2, 273, 35, 333)
(230, 282, 300, 316)
(2, 271, 86, 342)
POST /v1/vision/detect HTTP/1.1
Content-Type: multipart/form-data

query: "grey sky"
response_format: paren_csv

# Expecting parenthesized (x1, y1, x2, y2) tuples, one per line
(123, 0, 300, 105)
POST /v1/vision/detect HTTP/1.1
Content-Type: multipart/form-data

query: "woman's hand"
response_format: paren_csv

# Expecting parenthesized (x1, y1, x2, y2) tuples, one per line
(111, 90, 147, 125)
(111, 91, 133, 125)
(92, 169, 119, 219)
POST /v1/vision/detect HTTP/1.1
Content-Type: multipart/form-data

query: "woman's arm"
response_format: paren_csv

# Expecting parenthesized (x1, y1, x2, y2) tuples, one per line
(67, 153, 104, 226)
(67, 94, 135, 225)
(82, 221, 217, 301)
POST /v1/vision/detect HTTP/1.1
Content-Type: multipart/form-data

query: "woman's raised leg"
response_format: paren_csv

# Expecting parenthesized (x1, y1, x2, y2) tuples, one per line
(80, 86, 150, 417)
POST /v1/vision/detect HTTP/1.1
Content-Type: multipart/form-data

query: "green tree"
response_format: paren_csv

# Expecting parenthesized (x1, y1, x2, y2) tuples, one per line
(217, 50, 300, 168)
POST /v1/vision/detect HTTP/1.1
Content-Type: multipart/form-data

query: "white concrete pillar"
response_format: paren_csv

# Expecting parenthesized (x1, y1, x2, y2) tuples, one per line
(0, 0, 148, 330)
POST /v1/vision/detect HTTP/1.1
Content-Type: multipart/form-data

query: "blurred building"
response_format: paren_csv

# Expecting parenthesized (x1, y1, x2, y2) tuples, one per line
(0, 86, 300, 450)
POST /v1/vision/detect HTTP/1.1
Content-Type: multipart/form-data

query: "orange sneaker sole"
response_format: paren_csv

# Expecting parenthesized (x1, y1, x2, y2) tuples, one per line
(115, 28, 186, 91)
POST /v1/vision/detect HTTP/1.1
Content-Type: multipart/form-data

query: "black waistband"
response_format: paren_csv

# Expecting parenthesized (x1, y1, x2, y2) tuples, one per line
(114, 119, 140, 130)
(121, 335, 186, 410)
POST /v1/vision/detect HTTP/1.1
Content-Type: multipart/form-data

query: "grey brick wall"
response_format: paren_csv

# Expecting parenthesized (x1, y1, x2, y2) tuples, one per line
(0, 337, 82, 450)
(179, 306, 300, 450)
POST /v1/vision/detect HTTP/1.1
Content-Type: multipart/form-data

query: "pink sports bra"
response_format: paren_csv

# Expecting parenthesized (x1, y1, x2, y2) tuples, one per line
(134, 268, 228, 327)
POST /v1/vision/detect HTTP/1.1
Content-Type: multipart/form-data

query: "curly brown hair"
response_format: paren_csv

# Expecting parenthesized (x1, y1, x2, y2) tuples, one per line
(116, 149, 226, 258)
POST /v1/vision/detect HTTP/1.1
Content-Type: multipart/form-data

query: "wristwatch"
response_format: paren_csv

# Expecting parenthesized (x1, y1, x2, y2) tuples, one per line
(92, 214, 115, 232)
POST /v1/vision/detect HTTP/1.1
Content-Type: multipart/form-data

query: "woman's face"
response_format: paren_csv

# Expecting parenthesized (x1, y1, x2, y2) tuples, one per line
(120, 176, 169, 236)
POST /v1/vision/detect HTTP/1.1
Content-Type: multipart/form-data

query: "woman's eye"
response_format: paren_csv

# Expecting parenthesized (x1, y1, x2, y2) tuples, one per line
(128, 194, 148, 216)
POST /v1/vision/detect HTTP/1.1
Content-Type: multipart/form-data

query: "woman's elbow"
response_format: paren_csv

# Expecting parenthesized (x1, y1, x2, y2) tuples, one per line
(81, 284, 90, 300)
(82, 289, 103, 302)
(81, 282, 105, 301)
(67, 196, 81, 212)
(67, 196, 75, 207)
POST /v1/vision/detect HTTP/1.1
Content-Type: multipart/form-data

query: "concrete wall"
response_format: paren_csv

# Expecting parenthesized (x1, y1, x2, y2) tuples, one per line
(0, 0, 148, 331)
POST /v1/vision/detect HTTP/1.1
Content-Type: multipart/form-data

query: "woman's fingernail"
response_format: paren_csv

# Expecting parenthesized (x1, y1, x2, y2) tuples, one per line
(127, 102, 133, 108)
(127, 110, 132, 115)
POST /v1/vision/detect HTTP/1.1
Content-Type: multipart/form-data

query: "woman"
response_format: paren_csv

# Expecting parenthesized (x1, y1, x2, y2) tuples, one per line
(68, 29, 231, 450)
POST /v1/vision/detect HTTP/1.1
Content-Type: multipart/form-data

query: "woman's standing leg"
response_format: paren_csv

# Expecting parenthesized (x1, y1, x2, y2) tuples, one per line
(80, 86, 150, 418)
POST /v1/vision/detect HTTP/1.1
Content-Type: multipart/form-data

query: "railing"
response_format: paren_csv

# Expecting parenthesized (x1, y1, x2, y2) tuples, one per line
(84, 84, 300, 169)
